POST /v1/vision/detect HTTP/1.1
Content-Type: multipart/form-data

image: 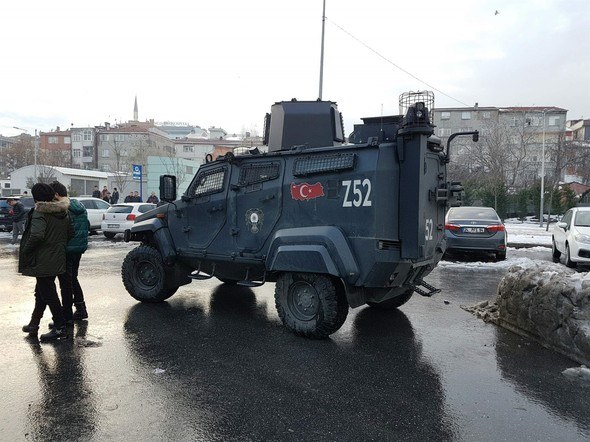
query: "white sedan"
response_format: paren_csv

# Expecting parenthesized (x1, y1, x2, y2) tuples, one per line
(552, 206, 590, 268)
(101, 203, 156, 239)
(72, 197, 111, 231)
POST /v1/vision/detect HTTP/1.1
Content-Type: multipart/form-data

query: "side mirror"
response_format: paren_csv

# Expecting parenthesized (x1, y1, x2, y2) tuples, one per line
(472, 132, 479, 142)
(159, 175, 176, 202)
(556, 222, 567, 230)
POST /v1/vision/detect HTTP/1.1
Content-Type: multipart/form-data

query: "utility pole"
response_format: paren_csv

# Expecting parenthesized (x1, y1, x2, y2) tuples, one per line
(539, 110, 546, 228)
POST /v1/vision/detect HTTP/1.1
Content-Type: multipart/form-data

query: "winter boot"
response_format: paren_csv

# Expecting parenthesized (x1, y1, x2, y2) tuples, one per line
(40, 326, 69, 342)
(22, 315, 42, 335)
(72, 302, 88, 320)
(48, 320, 74, 329)
(22, 324, 40, 335)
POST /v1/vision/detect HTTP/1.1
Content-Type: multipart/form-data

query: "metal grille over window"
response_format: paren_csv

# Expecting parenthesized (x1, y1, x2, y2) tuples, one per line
(194, 168, 226, 197)
(293, 153, 356, 177)
(238, 163, 280, 186)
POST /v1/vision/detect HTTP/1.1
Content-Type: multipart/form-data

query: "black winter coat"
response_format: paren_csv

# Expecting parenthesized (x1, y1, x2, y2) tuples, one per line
(18, 200, 74, 277)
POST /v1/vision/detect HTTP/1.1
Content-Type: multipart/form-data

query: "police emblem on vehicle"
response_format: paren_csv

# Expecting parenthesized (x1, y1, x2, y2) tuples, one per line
(245, 208, 264, 233)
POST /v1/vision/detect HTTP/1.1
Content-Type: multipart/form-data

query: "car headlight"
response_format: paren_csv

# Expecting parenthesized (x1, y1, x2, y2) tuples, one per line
(574, 233, 590, 244)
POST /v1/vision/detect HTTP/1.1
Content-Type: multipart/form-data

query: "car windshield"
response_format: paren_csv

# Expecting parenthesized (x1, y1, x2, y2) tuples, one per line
(575, 211, 590, 227)
(0, 200, 10, 209)
(139, 204, 155, 213)
(107, 205, 133, 213)
(448, 207, 499, 221)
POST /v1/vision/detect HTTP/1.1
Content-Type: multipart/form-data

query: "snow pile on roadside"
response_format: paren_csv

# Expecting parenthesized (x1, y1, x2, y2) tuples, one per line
(504, 222, 553, 246)
(466, 261, 590, 365)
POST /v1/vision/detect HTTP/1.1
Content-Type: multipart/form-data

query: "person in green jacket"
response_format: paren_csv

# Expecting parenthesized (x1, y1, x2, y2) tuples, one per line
(20, 183, 74, 342)
(51, 181, 91, 322)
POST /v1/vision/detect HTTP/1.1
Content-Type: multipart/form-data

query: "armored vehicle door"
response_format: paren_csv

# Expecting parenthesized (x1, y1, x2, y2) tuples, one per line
(173, 164, 231, 250)
(232, 160, 284, 254)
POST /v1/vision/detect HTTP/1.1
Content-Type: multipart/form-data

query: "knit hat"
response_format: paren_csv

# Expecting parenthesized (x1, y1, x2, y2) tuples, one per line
(31, 183, 56, 202)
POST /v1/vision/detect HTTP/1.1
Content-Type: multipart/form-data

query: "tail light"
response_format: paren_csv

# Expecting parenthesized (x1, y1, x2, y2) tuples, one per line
(486, 224, 505, 232)
(445, 223, 461, 232)
(126, 214, 136, 221)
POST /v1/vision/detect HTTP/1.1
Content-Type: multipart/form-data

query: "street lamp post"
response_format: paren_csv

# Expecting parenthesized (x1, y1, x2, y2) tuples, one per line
(539, 111, 546, 228)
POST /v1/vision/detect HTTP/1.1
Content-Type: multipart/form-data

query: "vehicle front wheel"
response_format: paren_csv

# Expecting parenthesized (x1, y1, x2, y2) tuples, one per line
(104, 232, 116, 239)
(275, 272, 348, 339)
(367, 288, 414, 310)
(552, 238, 561, 262)
(122, 245, 178, 302)
(565, 244, 577, 268)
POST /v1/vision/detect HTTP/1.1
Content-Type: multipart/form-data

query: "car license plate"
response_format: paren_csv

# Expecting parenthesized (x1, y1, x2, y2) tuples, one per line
(463, 227, 485, 233)
(107, 224, 119, 228)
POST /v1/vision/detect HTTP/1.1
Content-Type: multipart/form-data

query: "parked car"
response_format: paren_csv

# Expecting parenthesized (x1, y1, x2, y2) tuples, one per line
(101, 203, 156, 238)
(444, 206, 507, 261)
(0, 196, 35, 232)
(71, 197, 111, 231)
(552, 206, 590, 268)
(0, 197, 17, 232)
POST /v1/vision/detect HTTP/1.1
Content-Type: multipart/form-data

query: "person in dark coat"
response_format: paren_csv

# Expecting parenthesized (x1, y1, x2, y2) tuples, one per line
(51, 181, 90, 323)
(146, 191, 159, 204)
(91, 186, 101, 199)
(124, 192, 134, 203)
(133, 191, 142, 202)
(110, 187, 119, 204)
(20, 183, 74, 342)
(7, 197, 27, 244)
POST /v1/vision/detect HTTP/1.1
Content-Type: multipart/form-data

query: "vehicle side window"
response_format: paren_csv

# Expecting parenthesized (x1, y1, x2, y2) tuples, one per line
(238, 162, 280, 186)
(139, 204, 155, 213)
(79, 200, 96, 210)
(191, 167, 226, 197)
(95, 200, 110, 210)
(561, 210, 572, 227)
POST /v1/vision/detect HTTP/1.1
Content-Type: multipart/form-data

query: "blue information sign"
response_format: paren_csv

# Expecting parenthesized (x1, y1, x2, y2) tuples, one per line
(132, 164, 142, 181)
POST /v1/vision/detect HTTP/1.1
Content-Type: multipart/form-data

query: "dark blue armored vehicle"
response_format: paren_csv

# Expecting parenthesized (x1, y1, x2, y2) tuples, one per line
(121, 94, 461, 338)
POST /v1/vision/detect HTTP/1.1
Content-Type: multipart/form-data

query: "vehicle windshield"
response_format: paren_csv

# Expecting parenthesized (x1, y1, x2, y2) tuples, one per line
(447, 207, 499, 221)
(0, 200, 10, 209)
(575, 211, 590, 227)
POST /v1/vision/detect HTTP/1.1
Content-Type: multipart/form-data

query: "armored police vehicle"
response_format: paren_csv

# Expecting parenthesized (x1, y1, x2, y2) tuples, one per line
(122, 93, 461, 338)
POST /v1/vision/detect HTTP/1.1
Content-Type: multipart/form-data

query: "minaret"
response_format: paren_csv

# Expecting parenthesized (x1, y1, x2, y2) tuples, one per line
(133, 95, 138, 121)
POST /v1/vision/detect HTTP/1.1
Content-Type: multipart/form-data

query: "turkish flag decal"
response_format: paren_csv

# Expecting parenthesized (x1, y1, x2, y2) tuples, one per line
(290, 182, 325, 201)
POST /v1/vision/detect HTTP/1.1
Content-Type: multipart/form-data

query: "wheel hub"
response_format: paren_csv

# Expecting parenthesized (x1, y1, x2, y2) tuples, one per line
(137, 261, 159, 287)
(288, 281, 319, 321)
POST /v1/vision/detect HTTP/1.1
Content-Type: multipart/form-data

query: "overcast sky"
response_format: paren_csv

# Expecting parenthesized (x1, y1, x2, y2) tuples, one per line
(1, 0, 588, 137)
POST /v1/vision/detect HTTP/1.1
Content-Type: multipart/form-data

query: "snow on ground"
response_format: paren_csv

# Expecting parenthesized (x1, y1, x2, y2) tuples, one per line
(505, 220, 553, 246)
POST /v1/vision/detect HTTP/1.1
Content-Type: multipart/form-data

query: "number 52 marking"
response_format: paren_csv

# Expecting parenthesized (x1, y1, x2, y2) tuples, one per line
(425, 218, 434, 241)
(342, 179, 372, 207)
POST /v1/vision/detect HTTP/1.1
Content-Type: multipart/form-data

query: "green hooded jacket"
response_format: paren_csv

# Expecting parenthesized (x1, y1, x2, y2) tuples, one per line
(65, 197, 90, 254)
(18, 199, 74, 277)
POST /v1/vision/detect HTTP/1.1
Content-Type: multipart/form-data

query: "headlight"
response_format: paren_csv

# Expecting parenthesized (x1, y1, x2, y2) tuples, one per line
(574, 233, 590, 244)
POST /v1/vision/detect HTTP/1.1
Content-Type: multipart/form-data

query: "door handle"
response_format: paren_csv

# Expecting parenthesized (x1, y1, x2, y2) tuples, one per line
(207, 205, 224, 214)
(260, 194, 275, 203)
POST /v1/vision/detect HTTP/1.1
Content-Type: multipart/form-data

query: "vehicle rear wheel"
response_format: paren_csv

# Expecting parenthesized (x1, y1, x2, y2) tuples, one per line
(122, 245, 178, 302)
(565, 244, 577, 268)
(552, 238, 561, 262)
(495, 251, 506, 261)
(275, 272, 348, 339)
(367, 288, 413, 310)
(104, 232, 116, 239)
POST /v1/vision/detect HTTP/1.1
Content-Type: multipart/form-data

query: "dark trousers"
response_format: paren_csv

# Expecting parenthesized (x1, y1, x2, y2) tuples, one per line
(31, 276, 65, 328)
(57, 253, 84, 321)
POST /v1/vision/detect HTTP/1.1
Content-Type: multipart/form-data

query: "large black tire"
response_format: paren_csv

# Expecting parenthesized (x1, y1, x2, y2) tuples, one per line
(217, 277, 238, 285)
(565, 244, 577, 268)
(552, 238, 561, 262)
(275, 272, 348, 339)
(122, 245, 178, 302)
(367, 289, 414, 310)
(104, 232, 116, 239)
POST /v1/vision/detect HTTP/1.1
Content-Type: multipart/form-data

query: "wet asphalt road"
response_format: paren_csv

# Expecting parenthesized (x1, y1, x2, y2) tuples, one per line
(1, 235, 589, 441)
